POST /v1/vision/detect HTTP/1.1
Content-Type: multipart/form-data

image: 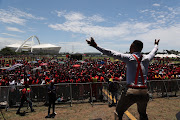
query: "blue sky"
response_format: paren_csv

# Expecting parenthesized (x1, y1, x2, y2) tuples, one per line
(0, 0, 180, 53)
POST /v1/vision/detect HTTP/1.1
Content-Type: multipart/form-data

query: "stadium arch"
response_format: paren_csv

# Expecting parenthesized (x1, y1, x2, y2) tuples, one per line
(15, 35, 40, 52)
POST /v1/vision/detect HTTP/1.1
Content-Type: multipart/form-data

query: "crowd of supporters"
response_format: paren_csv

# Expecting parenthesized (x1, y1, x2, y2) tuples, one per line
(0, 55, 179, 86)
(148, 58, 180, 80)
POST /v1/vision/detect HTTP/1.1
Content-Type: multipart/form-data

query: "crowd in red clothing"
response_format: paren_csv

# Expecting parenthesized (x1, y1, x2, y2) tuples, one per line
(0, 55, 179, 86)
(147, 57, 180, 80)
(0, 56, 126, 86)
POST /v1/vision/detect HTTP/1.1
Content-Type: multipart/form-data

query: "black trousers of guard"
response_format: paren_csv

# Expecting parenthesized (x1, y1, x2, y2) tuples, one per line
(48, 99, 55, 115)
(116, 89, 149, 120)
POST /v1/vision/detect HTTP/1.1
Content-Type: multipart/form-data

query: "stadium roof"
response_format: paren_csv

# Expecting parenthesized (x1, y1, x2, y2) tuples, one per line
(6, 43, 23, 48)
(7, 43, 60, 48)
(33, 44, 59, 48)
(6, 35, 61, 53)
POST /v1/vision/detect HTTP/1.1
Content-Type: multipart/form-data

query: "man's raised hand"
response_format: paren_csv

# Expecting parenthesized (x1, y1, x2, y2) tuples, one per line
(155, 39, 160, 45)
(86, 37, 97, 48)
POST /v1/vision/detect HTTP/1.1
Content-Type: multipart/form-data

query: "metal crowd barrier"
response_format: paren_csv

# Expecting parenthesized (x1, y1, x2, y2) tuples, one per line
(147, 79, 180, 99)
(0, 86, 9, 109)
(0, 80, 180, 111)
(0, 82, 109, 110)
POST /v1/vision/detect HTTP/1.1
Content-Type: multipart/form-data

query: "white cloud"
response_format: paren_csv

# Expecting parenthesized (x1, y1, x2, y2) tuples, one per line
(55, 10, 105, 23)
(139, 9, 149, 13)
(0, 7, 45, 25)
(0, 9, 26, 25)
(28, 27, 37, 32)
(139, 6, 180, 28)
(6, 27, 25, 33)
(118, 13, 122, 16)
(49, 22, 128, 39)
(49, 18, 152, 40)
(153, 4, 160, 7)
(1, 33, 19, 37)
(49, 9, 180, 52)
(55, 10, 66, 17)
(0, 37, 22, 49)
(87, 15, 105, 22)
(49, 11, 155, 38)
(64, 12, 85, 21)
(123, 24, 180, 52)
(53, 20, 180, 52)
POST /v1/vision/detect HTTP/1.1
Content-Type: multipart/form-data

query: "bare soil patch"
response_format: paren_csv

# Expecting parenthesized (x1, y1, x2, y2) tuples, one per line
(0, 97, 179, 120)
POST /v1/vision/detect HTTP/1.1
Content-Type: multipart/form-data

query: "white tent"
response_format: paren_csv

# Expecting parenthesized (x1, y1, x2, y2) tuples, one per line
(155, 54, 179, 58)
(168, 54, 179, 58)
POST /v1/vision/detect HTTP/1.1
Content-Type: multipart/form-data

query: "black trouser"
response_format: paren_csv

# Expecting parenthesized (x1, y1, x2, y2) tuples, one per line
(17, 97, 33, 112)
(48, 100, 55, 115)
(116, 89, 149, 120)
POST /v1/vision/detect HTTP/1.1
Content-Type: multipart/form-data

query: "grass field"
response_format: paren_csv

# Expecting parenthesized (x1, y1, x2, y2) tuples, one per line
(0, 97, 179, 120)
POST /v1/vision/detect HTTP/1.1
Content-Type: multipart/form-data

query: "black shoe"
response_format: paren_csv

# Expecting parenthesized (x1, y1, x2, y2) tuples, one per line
(109, 104, 113, 107)
(16, 111, 20, 114)
(50, 113, 56, 118)
(31, 109, 35, 112)
(45, 115, 51, 118)
(112, 103, 117, 106)
(109, 103, 116, 107)
(52, 112, 57, 115)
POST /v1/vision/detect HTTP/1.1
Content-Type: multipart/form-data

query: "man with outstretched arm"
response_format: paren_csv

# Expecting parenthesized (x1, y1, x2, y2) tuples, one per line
(86, 37, 160, 120)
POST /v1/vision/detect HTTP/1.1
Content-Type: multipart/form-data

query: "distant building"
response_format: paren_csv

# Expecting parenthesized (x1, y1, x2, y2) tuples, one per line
(6, 35, 61, 54)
